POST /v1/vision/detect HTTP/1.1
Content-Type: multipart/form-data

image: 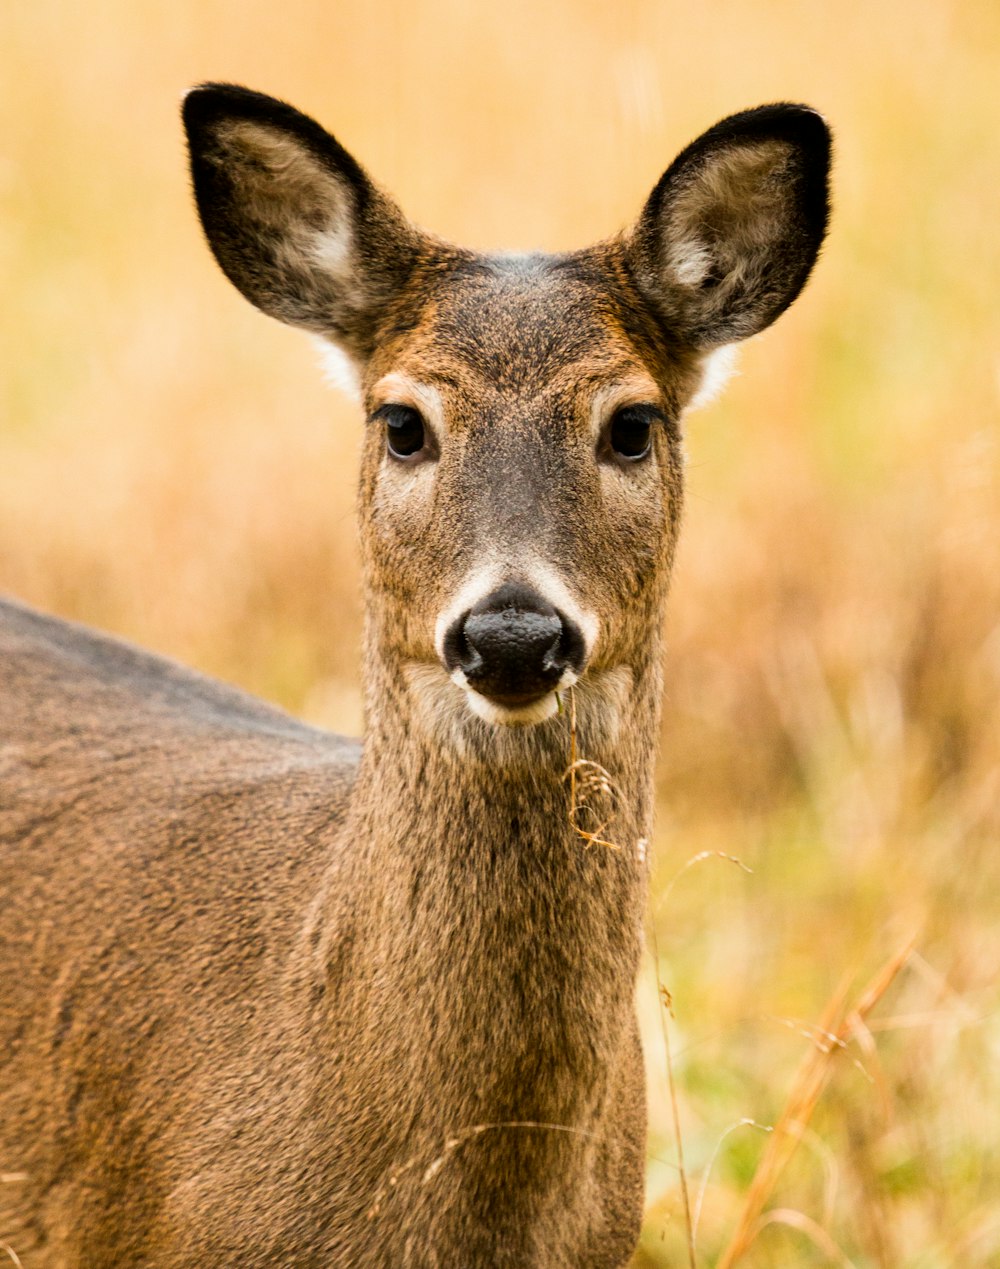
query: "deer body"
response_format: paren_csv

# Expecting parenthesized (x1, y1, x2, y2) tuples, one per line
(1, 88, 829, 1266)
(0, 598, 643, 1265)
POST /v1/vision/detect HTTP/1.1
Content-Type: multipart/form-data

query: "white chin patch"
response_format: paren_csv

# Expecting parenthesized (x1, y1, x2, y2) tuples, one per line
(464, 689, 560, 728)
(449, 666, 572, 728)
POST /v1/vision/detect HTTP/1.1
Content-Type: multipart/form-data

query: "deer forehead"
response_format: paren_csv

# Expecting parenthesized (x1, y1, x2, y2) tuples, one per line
(366, 254, 667, 426)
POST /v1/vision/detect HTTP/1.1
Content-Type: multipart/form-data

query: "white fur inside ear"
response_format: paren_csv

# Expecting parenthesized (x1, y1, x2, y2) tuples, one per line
(687, 344, 740, 412)
(312, 336, 362, 401)
(311, 217, 354, 283)
(670, 237, 713, 287)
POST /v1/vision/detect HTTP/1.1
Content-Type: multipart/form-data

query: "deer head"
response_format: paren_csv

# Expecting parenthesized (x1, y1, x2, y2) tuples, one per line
(184, 86, 829, 750)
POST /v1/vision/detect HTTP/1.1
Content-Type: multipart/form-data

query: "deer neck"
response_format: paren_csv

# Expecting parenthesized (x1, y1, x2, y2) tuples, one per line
(299, 635, 662, 1169)
(338, 644, 661, 1007)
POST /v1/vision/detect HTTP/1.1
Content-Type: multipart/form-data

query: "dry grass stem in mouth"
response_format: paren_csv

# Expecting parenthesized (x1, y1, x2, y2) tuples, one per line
(561, 686, 621, 851)
(714, 938, 916, 1269)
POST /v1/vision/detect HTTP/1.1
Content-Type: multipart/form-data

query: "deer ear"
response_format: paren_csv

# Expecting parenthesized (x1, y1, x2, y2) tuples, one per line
(625, 104, 831, 349)
(183, 84, 424, 362)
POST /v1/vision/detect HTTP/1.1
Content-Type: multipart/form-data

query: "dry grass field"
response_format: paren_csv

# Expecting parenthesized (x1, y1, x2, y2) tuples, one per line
(2, 2, 999, 1264)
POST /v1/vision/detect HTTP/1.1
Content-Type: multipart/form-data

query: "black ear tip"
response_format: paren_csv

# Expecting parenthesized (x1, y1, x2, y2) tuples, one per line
(180, 83, 368, 197)
(181, 83, 315, 148)
(651, 102, 832, 226)
(182, 84, 257, 149)
(770, 103, 832, 161)
(183, 83, 253, 132)
(706, 102, 832, 163)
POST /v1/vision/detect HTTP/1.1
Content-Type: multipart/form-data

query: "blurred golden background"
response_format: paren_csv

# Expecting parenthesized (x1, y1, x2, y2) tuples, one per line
(2, 2, 998, 1263)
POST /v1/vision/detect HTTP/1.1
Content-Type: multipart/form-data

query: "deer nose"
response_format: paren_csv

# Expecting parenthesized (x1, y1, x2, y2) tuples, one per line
(442, 582, 586, 707)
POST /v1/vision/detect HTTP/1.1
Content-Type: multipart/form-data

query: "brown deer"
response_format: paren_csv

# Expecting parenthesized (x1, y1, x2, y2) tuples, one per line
(0, 85, 830, 1267)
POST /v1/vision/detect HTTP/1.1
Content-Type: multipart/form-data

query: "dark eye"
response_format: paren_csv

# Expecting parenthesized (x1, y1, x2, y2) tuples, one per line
(607, 404, 658, 462)
(376, 404, 427, 461)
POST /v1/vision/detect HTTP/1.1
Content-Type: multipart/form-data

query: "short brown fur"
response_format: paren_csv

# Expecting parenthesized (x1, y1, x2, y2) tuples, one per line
(0, 87, 830, 1266)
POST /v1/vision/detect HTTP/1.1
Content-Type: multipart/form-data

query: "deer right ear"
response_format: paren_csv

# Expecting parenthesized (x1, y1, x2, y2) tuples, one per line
(183, 84, 424, 363)
(625, 104, 831, 350)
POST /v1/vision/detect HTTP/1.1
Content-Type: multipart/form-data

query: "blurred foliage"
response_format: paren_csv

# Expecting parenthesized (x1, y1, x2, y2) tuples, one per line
(2, 1, 999, 1263)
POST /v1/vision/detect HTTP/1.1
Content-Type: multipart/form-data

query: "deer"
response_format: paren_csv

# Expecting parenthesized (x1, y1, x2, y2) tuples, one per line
(0, 84, 830, 1267)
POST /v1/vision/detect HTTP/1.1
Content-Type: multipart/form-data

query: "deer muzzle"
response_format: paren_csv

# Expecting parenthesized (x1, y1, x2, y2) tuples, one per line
(441, 582, 587, 711)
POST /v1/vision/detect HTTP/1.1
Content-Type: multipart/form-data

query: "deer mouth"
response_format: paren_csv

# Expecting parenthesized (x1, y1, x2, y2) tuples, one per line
(448, 668, 574, 727)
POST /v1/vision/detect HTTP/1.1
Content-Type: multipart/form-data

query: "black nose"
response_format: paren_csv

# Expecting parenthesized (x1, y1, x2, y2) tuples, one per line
(442, 582, 586, 707)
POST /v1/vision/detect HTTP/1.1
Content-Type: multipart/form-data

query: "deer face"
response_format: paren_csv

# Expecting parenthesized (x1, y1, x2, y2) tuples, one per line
(184, 86, 829, 734)
(356, 254, 688, 728)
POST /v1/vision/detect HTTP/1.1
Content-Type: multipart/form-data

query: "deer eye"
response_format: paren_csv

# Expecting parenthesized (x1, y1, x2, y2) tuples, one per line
(376, 404, 428, 461)
(606, 404, 658, 463)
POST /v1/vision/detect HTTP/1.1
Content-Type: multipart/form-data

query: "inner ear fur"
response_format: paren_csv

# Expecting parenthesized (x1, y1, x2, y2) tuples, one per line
(625, 104, 831, 349)
(183, 84, 427, 360)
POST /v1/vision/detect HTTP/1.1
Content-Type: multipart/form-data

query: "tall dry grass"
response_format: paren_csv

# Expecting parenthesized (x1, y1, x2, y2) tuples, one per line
(3, 1, 999, 1263)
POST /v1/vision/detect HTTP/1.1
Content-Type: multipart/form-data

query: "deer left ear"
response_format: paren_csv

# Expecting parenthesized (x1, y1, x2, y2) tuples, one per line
(625, 104, 831, 350)
(182, 83, 428, 363)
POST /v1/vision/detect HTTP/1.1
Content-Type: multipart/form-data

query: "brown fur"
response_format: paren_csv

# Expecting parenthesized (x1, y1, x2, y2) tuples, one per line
(0, 87, 830, 1266)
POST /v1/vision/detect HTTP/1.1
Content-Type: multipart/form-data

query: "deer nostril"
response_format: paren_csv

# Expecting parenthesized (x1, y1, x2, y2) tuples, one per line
(462, 609, 564, 675)
(453, 624, 484, 678)
(442, 583, 586, 707)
